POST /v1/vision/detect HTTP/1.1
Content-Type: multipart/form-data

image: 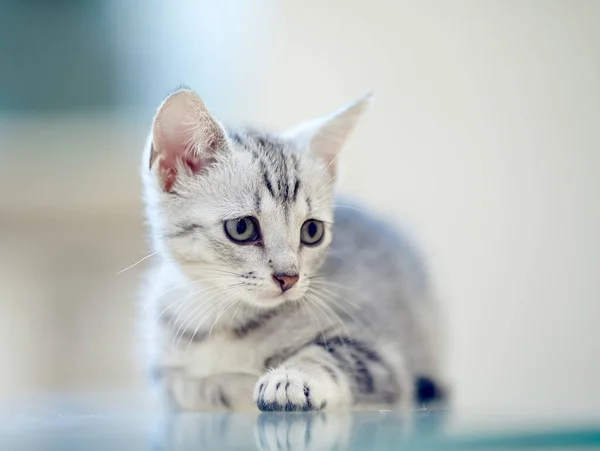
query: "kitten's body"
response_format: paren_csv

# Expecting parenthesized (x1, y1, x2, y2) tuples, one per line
(141, 90, 445, 412)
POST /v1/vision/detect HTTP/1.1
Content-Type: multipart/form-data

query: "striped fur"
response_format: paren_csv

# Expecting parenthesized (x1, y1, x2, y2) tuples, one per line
(140, 89, 446, 412)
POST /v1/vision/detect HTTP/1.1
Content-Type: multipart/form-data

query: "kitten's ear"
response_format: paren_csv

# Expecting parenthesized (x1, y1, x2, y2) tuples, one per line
(149, 89, 227, 192)
(282, 93, 373, 175)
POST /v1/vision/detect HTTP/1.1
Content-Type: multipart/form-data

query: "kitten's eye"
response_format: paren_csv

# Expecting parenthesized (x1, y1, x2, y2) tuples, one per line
(300, 219, 325, 245)
(224, 217, 261, 243)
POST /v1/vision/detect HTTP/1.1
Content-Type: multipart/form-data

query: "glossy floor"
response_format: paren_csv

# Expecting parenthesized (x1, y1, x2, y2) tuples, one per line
(2, 405, 599, 450)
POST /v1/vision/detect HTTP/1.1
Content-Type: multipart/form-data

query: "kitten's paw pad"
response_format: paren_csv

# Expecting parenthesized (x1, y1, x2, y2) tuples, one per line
(254, 368, 326, 412)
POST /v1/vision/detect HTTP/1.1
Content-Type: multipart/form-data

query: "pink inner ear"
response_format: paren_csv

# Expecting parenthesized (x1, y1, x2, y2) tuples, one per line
(156, 139, 206, 192)
(151, 93, 224, 192)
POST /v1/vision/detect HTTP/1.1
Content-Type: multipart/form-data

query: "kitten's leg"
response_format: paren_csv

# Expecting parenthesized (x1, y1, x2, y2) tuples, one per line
(254, 338, 411, 411)
(162, 371, 258, 411)
(198, 373, 259, 411)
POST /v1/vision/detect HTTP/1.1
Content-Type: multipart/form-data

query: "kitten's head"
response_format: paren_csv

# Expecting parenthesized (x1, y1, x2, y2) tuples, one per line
(143, 89, 370, 309)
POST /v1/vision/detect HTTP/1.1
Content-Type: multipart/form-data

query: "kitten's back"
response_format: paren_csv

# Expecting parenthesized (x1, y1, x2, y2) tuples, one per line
(323, 199, 444, 388)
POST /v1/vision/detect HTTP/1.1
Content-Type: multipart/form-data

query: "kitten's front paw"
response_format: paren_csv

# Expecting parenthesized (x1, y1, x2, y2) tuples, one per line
(254, 368, 327, 412)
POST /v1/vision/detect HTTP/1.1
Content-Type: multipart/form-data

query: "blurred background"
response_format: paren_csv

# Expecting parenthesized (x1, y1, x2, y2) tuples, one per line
(0, 0, 599, 425)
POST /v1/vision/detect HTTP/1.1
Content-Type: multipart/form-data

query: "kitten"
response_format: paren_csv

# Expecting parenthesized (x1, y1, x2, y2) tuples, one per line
(140, 88, 446, 412)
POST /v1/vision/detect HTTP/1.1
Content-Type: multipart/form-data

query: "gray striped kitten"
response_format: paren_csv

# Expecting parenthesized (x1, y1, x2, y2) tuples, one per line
(141, 88, 446, 412)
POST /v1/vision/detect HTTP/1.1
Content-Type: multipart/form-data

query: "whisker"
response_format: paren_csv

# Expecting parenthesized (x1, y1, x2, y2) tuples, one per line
(208, 295, 239, 339)
(168, 288, 206, 326)
(305, 292, 355, 355)
(141, 272, 240, 315)
(182, 290, 240, 348)
(301, 294, 330, 349)
(117, 252, 157, 275)
(158, 284, 223, 323)
(308, 281, 371, 317)
(308, 278, 369, 302)
(169, 283, 225, 321)
(141, 279, 200, 315)
(308, 287, 373, 332)
(333, 204, 363, 213)
(229, 298, 246, 328)
(305, 293, 339, 331)
(185, 294, 238, 348)
(171, 286, 234, 346)
(192, 268, 245, 277)
(174, 283, 244, 347)
(311, 176, 337, 201)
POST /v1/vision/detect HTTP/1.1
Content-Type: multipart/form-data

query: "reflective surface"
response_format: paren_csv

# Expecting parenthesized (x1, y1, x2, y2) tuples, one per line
(1, 400, 599, 451)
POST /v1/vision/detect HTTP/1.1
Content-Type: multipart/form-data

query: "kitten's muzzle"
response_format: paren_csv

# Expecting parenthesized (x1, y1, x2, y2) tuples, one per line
(272, 273, 299, 292)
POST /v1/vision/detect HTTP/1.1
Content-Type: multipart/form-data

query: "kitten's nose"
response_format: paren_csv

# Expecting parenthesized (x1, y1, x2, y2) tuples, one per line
(272, 273, 299, 292)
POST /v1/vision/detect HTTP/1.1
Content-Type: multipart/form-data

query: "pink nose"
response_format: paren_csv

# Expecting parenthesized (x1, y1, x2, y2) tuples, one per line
(272, 273, 299, 292)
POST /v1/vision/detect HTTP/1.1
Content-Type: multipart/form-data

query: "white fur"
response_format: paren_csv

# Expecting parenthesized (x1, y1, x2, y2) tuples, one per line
(141, 90, 375, 411)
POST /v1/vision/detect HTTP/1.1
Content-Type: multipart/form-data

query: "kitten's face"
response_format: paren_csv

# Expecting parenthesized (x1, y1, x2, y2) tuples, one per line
(158, 134, 335, 308)
(145, 89, 369, 309)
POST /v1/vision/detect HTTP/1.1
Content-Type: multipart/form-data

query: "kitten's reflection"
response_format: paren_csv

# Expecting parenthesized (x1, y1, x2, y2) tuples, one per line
(254, 412, 351, 451)
(153, 409, 446, 450)
(153, 411, 352, 451)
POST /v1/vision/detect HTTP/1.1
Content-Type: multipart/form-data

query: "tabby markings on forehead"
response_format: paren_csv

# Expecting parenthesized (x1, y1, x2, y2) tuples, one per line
(292, 179, 301, 203)
(254, 191, 262, 213)
(229, 130, 305, 209)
